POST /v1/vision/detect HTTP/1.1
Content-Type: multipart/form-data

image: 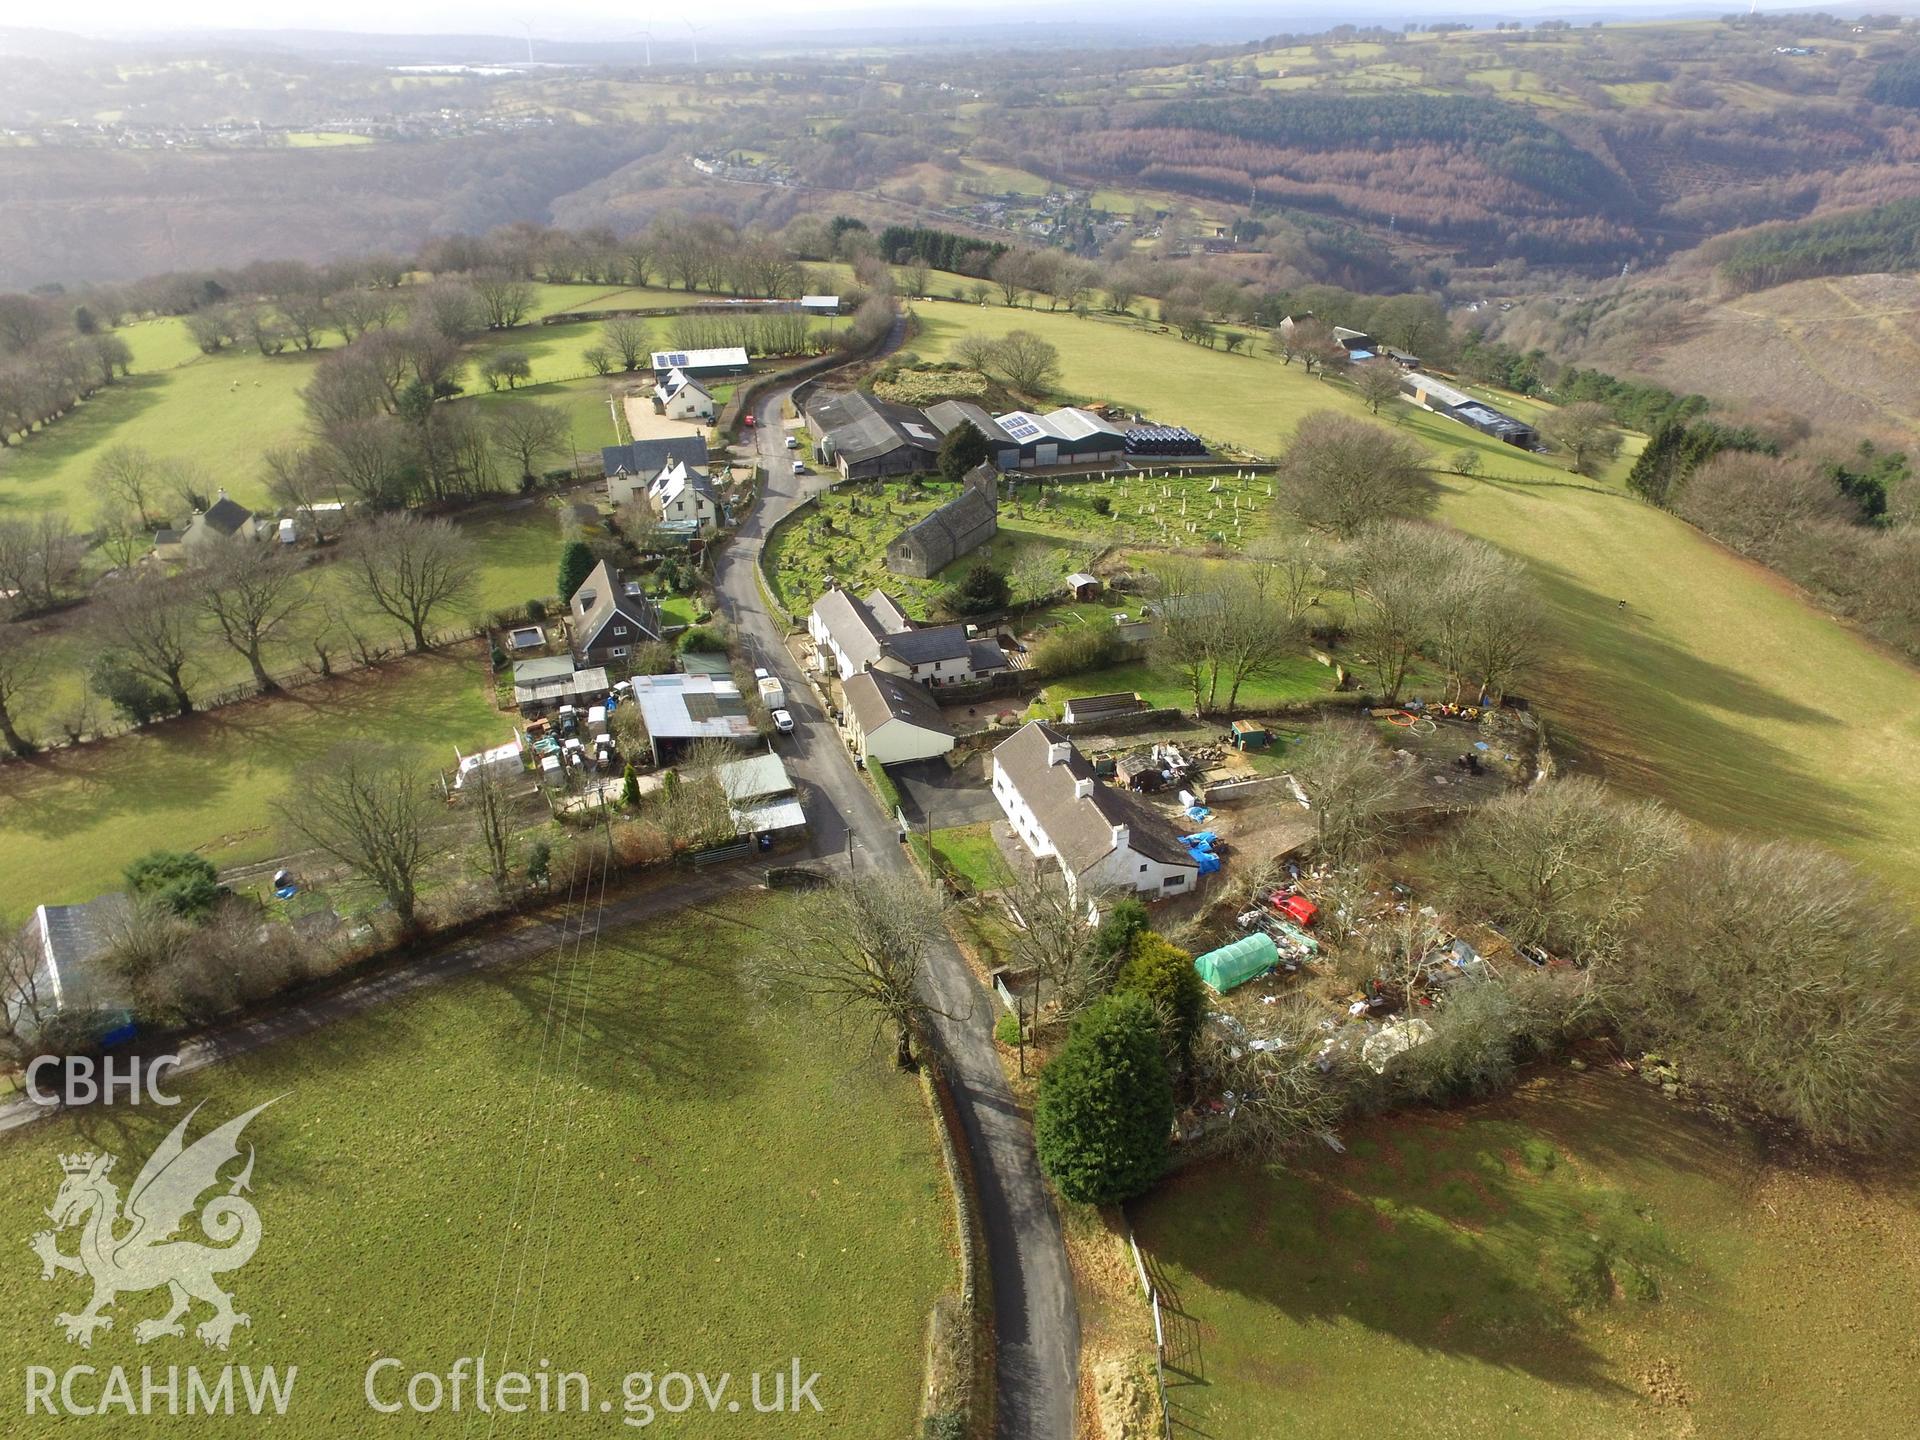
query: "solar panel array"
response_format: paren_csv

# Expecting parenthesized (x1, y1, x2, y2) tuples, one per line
(1000, 414, 1044, 441)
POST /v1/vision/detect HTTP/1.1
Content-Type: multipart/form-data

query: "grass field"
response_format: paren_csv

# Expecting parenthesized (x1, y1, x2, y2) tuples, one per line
(0, 649, 507, 914)
(915, 303, 1920, 897)
(1132, 1074, 1920, 1438)
(0, 899, 954, 1436)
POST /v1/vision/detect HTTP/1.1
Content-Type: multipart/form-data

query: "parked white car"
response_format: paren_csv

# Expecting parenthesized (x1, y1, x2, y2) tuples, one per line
(772, 708, 795, 734)
(791, 459, 807, 474)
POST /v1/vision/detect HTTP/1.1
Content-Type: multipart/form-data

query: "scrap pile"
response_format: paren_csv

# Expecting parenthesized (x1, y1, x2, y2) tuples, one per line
(1181, 829, 1224, 877)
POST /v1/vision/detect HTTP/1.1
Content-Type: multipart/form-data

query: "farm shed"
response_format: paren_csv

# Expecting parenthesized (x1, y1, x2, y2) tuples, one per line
(926, 400, 1022, 471)
(805, 390, 942, 480)
(993, 407, 1127, 468)
(1230, 720, 1271, 750)
(1065, 572, 1101, 600)
(648, 347, 749, 380)
(1400, 372, 1538, 450)
(1195, 933, 1279, 993)
(1060, 692, 1147, 726)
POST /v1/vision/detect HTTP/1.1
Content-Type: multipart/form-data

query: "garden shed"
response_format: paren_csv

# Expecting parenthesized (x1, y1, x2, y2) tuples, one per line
(1194, 933, 1279, 993)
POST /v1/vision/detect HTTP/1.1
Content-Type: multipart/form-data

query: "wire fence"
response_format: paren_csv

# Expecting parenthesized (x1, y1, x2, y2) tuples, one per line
(1126, 1223, 1174, 1440)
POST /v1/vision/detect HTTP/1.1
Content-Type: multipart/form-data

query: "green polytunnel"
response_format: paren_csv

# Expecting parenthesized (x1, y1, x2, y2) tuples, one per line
(1194, 932, 1279, 993)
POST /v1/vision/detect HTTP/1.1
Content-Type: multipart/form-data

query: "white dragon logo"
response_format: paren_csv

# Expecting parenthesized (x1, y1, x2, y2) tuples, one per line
(28, 1098, 278, 1350)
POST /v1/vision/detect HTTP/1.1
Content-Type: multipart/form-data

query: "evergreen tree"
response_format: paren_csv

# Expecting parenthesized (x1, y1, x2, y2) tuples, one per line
(621, 762, 640, 807)
(938, 423, 992, 483)
(1035, 992, 1173, 1205)
(1117, 933, 1205, 1073)
(557, 540, 597, 603)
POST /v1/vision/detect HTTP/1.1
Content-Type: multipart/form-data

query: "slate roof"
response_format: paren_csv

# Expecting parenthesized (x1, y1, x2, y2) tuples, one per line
(894, 484, 998, 573)
(925, 399, 1014, 447)
(811, 588, 888, 670)
(844, 669, 957, 740)
(569, 559, 662, 653)
(882, 623, 971, 666)
(994, 721, 1195, 876)
(650, 458, 720, 508)
(199, 494, 253, 537)
(602, 436, 711, 478)
(806, 391, 942, 466)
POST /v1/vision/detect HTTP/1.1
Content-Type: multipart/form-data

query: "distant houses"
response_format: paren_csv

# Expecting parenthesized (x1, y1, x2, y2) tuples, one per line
(885, 463, 999, 579)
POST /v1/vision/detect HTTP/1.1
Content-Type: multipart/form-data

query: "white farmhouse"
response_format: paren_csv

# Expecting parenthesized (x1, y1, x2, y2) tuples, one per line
(991, 721, 1199, 899)
(647, 459, 722, 536)
(653, 367, 716, 422)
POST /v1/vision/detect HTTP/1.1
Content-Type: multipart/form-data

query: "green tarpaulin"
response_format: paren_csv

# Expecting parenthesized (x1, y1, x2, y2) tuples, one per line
(1195, 932, 1279, 993)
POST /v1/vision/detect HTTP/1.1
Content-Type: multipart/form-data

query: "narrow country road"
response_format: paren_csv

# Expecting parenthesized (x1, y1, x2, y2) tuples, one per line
(712, 338, 1080, 1440)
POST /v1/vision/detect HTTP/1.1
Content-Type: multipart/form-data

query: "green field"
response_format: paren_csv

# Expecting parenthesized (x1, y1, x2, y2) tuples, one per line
(1026, 655, 1334, 720)
(913, 303, 1920, 897)
(0, 900, 954, 1436)
(0, 649, 507, 914)
(1133, 1075, 1920, 1438)
(929, 823, 1011, 892)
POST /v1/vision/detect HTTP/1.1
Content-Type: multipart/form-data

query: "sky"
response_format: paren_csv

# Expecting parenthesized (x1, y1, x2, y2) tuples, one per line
(50, 1, 1724, 44)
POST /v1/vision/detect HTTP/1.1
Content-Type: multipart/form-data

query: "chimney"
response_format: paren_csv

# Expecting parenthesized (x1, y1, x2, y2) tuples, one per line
(1047, 740, 1071, 766)
(1073, 776, 1094, 801)
(1110, 822, 1130, 852)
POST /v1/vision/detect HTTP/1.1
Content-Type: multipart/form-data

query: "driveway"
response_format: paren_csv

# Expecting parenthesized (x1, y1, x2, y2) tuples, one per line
(891, 752, 1003, 830)
(711, 329, 1079, 1440)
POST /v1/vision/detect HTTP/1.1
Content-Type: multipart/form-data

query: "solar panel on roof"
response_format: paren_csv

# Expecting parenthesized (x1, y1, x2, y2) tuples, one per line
(1001, 415, 1042, 440)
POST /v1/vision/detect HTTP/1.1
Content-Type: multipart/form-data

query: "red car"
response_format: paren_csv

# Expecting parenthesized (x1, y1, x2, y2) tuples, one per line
(1267, 892, 1319, 927)
(743, 413, 756, 427)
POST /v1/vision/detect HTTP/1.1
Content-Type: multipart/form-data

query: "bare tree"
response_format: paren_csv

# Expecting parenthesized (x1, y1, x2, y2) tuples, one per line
(0, 924, 59, 1062)
(465, 762, 517, 899)
(0, 515, 83, 616)
(0, 624, 43, 756)
(471, 271, 536, 330)
(1437, 778, 1686, 962)
(341, 513, 479, 651)
(1196, 997, 1346, 1161)
(276, 748, 434, 929)
(989, 330, 1062, 396)
(1008, 546, 1063, 607)
(488, 400, 570, 482)
(1245, 534, 1323, 624)
(1611, 836, 1920, 1151)
(1354, 362, 1404, 415)
(94, 444, 159, 525)
(1675, 451, 1854, 564)
(156, 455, 216, 518)
(1540, 401, 1621, 476)
(191, 544, 310, 693)
(1290, 718, 1409, 865)
(93, 499, 147, 571)
(603, 317, 652, 372)
(1277, 410, 1430, 537)
(1000, 864, 1108, 1021)
(771, 872, 953, 1069)
(92, 571, 201, 715)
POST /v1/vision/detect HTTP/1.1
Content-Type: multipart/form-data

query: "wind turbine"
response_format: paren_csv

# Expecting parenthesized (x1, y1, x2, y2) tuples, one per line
(684, 18, 703, 67)
(520, 21, 535, 65)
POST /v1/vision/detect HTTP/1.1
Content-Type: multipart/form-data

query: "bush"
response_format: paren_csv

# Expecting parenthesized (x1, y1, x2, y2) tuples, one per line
(89, 656, 178, 728)
(1093, 898, 1149, 964)
(526, 598, 548, 622)
(125, 851, 221, 920)
(1028, 625, 1123, 680)
(677, 625, 730, 654)
(1117, 933, 1205, 1072)
(995, 1011, 1022, 1047)
(1034, 992, 1173, 1205)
